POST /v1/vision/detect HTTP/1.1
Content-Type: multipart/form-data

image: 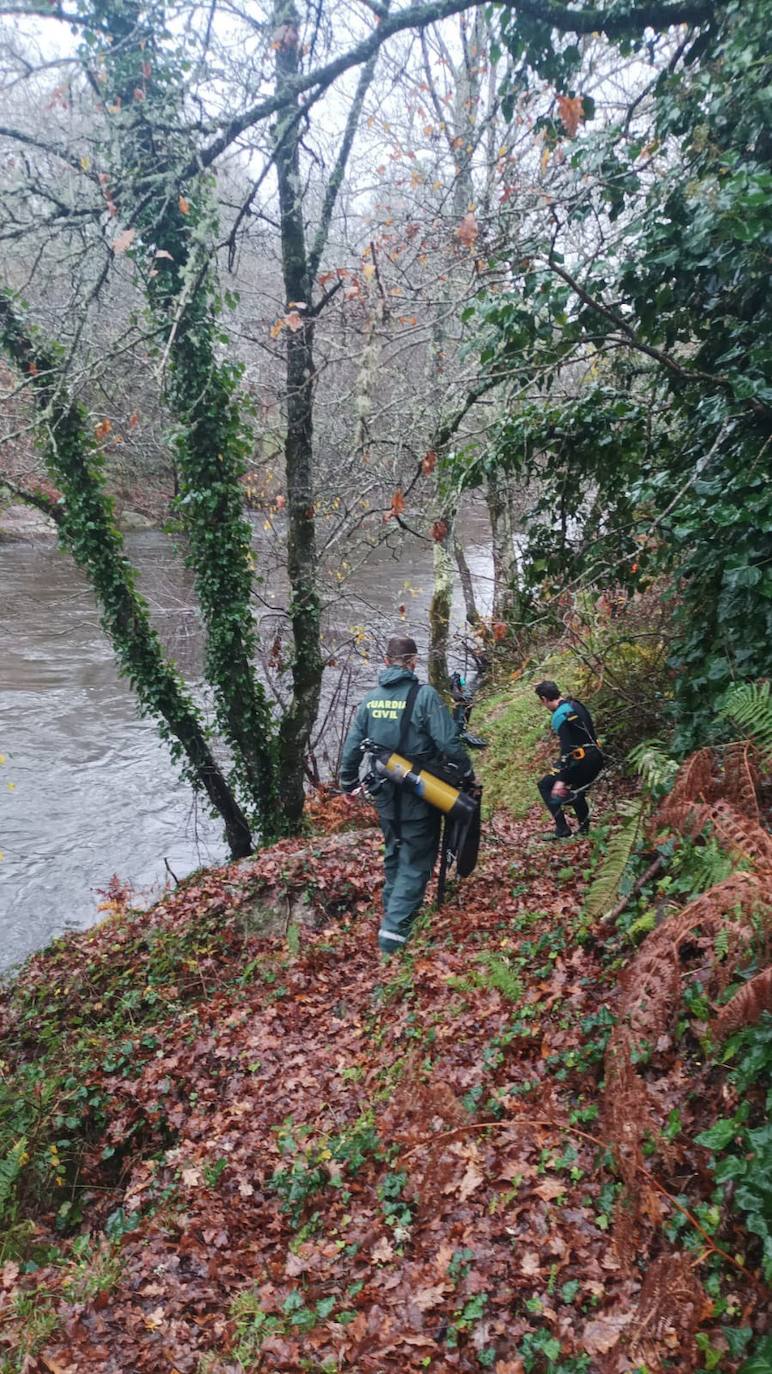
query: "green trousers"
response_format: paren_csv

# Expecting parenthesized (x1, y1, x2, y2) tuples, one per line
(378, 811, 441, 954)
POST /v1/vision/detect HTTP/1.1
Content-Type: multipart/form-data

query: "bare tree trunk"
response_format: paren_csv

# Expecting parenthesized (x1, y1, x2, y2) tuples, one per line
(454, 526, 481, 626)
(486, 473, 519, 619)
(272, 0, 381, 823)
(428, 505, 456, 689)
(425, 11, 487, 683)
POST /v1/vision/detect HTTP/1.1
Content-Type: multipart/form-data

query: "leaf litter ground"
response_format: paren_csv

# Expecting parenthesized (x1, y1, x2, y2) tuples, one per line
(0, 797, 767, 1373)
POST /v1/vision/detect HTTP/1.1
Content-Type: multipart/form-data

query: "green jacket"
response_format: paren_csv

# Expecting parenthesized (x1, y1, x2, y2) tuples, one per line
(340, 666, 472, 821)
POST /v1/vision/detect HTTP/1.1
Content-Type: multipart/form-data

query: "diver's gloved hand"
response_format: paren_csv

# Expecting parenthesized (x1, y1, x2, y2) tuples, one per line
(460, 729, 487, 749)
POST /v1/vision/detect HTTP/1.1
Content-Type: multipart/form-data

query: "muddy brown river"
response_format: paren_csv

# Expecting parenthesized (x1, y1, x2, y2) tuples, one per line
(1, 525, 492, 971)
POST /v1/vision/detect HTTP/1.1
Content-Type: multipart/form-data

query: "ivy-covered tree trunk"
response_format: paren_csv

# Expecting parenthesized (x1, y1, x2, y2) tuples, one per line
(0, 296, 253, 858)
(93, 0, 282, 839)
(273, 0, 324, 825)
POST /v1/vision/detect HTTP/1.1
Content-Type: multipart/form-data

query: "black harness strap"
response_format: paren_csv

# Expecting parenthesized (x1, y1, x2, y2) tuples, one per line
(559, 698, 604, 765)
(392, 681, 420, 846)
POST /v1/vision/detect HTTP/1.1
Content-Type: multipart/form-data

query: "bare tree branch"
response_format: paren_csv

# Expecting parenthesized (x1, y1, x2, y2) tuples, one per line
(189, 0, 716, 177)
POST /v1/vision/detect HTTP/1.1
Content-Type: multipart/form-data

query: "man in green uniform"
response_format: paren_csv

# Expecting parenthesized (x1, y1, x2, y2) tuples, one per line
(340, 634, 472, 954)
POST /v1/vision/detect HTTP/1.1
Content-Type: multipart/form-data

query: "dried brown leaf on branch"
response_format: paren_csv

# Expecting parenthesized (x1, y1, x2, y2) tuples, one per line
(556, 93, 585, 137)
(456, 211, 478, 247)
(386, 489, 405, 521)
(113, 226, 136, 253)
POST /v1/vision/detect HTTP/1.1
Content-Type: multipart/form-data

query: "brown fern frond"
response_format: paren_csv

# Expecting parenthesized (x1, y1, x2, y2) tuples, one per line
(658, 748, 717, 826)
(705, 800, 772, 870)
(627, 874, 767, 989)
(721, 741, 761, 824)
(604, 867, 770, 1255)
(713, 967, 772, 1040)
(652, 796, 707, 839)
(603, 1027, 654, 1192)
(678, 746, 717, 802)
(617, 945, 681, 1041)
(663, 872, 770, 949)
(656, 796, 772, 870)
(628, 1253, 707, 1369)
(610, 1189, 639, 1272)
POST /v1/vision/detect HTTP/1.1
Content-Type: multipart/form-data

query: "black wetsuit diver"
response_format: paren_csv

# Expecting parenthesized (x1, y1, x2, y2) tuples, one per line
(535, 684, 604, 839)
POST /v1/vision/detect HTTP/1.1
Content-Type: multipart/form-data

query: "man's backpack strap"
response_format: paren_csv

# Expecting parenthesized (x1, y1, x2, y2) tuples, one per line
(393, 681, 420, 845)
(399, 682, 420, 753)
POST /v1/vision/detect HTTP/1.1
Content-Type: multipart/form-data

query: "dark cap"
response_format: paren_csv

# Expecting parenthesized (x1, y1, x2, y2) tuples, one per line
(386, 634, 418, 661)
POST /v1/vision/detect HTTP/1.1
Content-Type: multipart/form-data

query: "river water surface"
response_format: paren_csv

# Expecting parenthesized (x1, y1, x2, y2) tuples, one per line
(1, 526, 492, 971)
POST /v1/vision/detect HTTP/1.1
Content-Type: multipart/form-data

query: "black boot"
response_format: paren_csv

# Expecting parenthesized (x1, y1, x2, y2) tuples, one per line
(539, 824, 573, 842)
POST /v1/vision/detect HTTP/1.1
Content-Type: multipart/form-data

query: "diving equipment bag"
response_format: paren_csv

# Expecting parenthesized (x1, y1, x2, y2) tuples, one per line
(361, 739, 482, 900)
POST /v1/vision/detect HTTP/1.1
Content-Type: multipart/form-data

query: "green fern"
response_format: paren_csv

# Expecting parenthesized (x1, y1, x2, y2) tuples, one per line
(627, 740, 679, 793)
(475, 953, 524, 1005)
(0, 1137, 27, 1226)
(720, 681, 772, 764)
(583, 797, 647, 922)
(448, 954, 523, 1005)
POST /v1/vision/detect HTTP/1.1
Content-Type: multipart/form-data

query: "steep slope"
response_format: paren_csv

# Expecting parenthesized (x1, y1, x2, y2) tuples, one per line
(1, 728, 769, 1373)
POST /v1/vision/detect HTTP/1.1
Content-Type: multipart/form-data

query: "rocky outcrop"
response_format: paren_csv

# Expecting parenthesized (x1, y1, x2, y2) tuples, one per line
(119, 509, 156, 531)
(0, 502, 57, 540)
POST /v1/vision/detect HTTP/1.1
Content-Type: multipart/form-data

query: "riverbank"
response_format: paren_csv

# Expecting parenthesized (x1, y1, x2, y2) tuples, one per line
(0, 502, 158, 541)
(2, 674, 770, 1373)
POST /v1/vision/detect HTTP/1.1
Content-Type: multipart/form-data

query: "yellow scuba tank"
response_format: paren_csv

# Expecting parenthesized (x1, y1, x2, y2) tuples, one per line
(371, 748, 477, 823)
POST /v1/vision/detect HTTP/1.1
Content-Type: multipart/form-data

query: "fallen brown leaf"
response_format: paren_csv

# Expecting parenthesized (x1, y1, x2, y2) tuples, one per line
(581, 1311, 633, 1355)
